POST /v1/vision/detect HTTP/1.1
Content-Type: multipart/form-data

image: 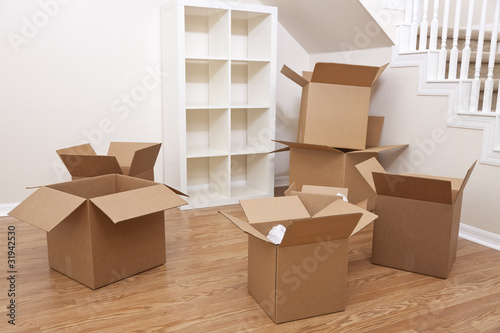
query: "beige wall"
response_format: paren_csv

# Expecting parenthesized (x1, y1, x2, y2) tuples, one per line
(310, 47, 500, 236)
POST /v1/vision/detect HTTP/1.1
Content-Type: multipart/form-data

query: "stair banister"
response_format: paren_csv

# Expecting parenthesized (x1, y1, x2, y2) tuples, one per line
(460, 0, 475, 80)
(482, 0, 500, 112)
(438, 0, 451, 79)
(449, 0, 463, 79)
(470, 0, 489, 112)
(429, 0, 440, 50)
(410, 0, 421, 51)
(419, 0, 430, 50)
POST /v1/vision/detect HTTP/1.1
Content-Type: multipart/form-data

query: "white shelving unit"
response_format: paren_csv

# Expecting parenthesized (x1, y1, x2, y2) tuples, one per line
(161, 0, 277, 209)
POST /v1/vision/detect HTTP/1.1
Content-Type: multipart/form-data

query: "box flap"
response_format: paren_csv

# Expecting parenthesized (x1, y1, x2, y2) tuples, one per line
(283, 182, 297, 196)
(165, 185, 189, 197)
(372, 172, 453, 204)
(273, 140, 344, 154)
(219, 211, 272, 244)
(314, 200, 378, 237)
(90, 184, 186, 223)
(8, 187, 86, 232)
(302, 71, 313, 81)
(279, 213, 362, 247)
(349, 144, 409, 154)
(58, 154, 123, 178)
(456, 160, 477, 202)
(301, 185, 348, 197)
(56, 143, 96, 156)
(240, 196, 311, 224)
(292, 192, 343, 216)
(310, 62, 388, 87)
(354, 157, 387, 192)
(270, 146, 291, 154)
(109, 142, 161, 176)
(281, 64, 309, 87)
(366, 116, 385, 148)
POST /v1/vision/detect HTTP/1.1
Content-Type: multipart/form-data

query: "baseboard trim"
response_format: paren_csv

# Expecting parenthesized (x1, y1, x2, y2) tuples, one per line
(274, 176, 289, 187)
(459, 223, 500, 252)
(0, 203, 18, 217)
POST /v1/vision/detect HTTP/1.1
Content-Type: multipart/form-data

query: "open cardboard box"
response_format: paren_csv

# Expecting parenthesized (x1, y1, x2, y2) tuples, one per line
(355, 157, 476, 278)
(274, 137, 408, 211)
(220, 194, 377, 323)
(281, 62, 388, 150)
(57, 142, 161, 181)
(9, 174, 187, 289)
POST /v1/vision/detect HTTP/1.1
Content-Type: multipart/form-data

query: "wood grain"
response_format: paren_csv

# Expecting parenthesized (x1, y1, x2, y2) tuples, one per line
(1, 193, 500, 332)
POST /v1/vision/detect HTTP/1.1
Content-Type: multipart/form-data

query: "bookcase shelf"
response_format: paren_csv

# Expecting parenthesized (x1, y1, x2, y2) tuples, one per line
(162, 0, 276, 209)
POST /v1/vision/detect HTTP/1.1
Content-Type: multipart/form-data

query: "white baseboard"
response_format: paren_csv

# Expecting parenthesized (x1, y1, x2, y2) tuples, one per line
(459, 223, 500, 252)
(274, 176, 289, 187)
(0, 203, 18, 217)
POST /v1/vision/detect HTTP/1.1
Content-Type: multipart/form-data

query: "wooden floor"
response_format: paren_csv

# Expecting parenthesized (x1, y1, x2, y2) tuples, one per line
(2, 197, 500, 332)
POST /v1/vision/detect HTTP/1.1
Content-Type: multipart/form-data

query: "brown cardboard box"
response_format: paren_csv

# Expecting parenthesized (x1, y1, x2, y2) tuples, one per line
(9, 174, 187, 289)
(281, 62, 388, 150)
(57, 142, 162, 180)
(274, 140, 407, 211)
(355, 157, 476, 278)
(220, 195, 377, 323)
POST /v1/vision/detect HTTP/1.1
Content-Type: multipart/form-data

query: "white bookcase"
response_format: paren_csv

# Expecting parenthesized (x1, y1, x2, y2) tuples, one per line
(161, 0, 277, 209)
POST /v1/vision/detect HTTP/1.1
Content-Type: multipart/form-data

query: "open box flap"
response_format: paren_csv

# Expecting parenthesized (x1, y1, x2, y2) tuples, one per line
(355, 157, 387, 192)
(372, 172, 453, 204)
(129, 143, 162, 176)
(273, 140, 344, 154)
(8, 187, 86, 232)
(293, 192, 343, 217)
(56, 143, 96, 156)
(310, 62, 389, 87)
(240, 196, 310, 224)
(270, 146, 291, 154)
(58, 154, 123, 178)
(219, 211, 271, 244)
(280, 213, 362, 247)
(314, 200, 378, 237)
(456, 161, 477, 202)
(107, 142, 161, 175)
(349, 144, 409, 154)
(281, 64, 309, 87)
(366, 116, 385, 148)
(301, 185, 348, 197)
(90, 184, 187, 223)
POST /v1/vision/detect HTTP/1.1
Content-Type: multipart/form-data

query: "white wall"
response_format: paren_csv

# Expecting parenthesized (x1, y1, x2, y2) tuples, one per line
(0, 0, 307, 207)
(310, 47, 500, 236)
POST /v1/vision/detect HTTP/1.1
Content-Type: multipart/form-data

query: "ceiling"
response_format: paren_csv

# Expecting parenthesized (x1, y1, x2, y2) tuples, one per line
(259, 0, 394, 54)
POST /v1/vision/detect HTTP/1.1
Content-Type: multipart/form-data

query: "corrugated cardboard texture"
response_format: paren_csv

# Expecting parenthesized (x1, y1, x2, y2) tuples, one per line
(372, 195, 455, 278)
(275, 240, 348, 323)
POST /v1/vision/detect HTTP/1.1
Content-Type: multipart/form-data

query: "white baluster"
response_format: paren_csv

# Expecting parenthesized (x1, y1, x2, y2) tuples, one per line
(470, 0, 489, 112)
(496, 84, 500, 113)
(482, 0, 500, 112)
(460, 0, 475, 79)
(429, 0, 440, 50)
(419, 0, 430, 50)
(405, 0, 414, 24)
(438, 0, 451, 79)
(448, 0, 463, 79)
(410, 0, 421, 51)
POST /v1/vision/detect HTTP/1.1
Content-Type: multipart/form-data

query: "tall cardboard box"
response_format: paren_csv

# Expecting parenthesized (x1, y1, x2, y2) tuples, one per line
(220, 195, 377, 323)
(9, 174, 187, 289)
(57, 142, 162, 180)
(356, 158, 476, 278)
(274, 140, 407, 211)
(281, 62, 388, 150)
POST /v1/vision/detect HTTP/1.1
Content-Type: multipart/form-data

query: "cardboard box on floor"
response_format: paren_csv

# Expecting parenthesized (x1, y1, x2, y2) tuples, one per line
(220, 193, 377, 323)
(9, 174, 187, 289)
(274, 131, 408, 211)
(355, 157, 476, 278)
(57, 142, 161, 181)
(281, 62, 388, 150)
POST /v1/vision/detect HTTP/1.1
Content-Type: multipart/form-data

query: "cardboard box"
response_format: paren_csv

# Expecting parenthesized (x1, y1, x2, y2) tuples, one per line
(274, 140, 407, 211)
(220, 195, 377, 323)
(355, 158, 476, 278)
(9, 174, 187, 289)
(281, 62, 388, 150)
(57, 142, 162, 181)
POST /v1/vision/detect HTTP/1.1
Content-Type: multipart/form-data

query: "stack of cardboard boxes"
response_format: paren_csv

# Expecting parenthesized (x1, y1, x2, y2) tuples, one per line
(221, 62, 475, 323)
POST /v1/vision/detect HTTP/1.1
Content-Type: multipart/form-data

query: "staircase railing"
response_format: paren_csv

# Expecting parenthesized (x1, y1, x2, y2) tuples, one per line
(401, 0, 500, 114)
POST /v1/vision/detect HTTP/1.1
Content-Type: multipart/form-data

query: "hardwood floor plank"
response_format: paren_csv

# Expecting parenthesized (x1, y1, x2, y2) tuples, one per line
(1, 202, 500, 332)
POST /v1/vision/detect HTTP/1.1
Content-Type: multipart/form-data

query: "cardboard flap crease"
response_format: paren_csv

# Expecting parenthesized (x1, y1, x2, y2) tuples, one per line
(219, 211, 271, 243)
(8, 187, 86, 232)
(91, 184, 187, 223)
